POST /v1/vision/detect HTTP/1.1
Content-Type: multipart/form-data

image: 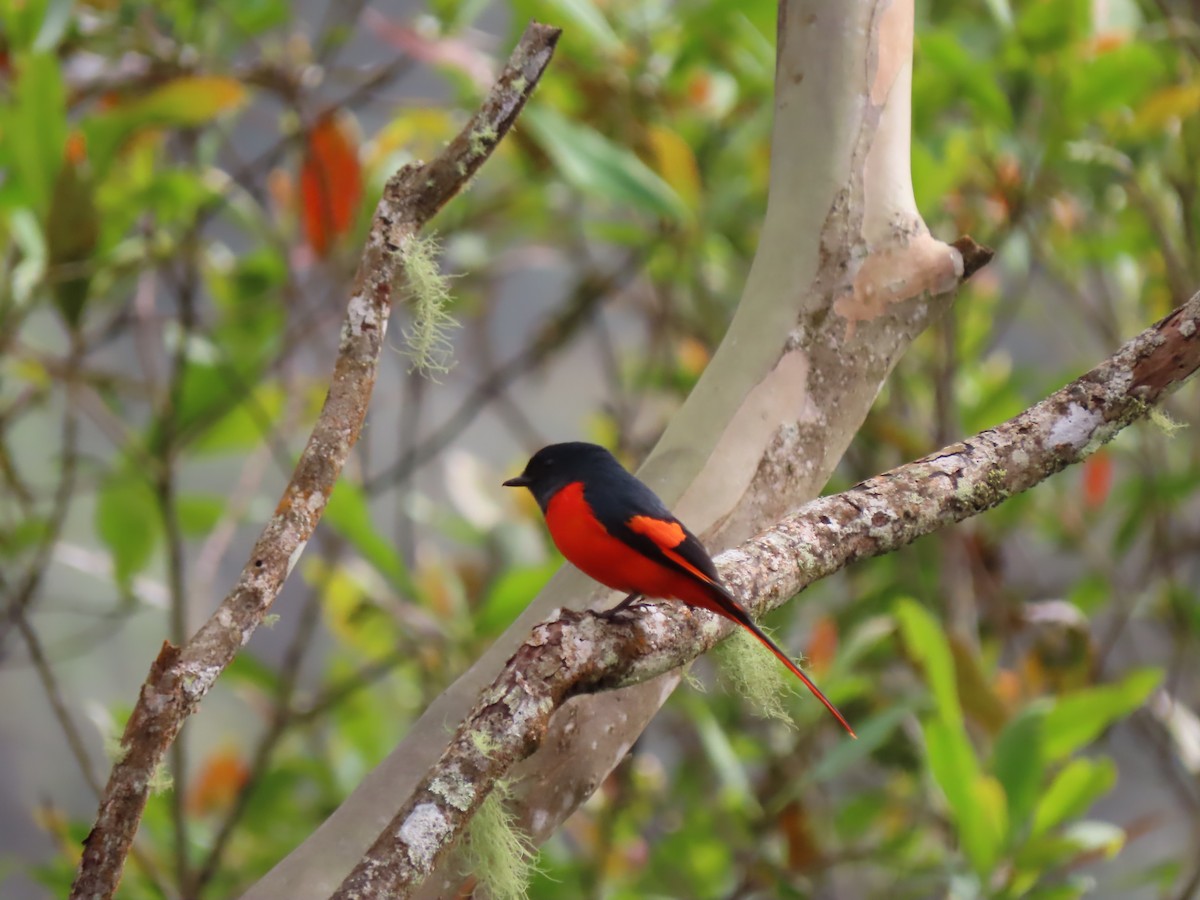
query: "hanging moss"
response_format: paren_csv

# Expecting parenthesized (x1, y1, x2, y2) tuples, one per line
(458, 781, 538, 900)
(400, 233, 458, 375)
(715, 627, 798, 726)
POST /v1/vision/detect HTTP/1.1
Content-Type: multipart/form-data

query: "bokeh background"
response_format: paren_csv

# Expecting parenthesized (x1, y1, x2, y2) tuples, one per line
(3, 0, 1200, 897)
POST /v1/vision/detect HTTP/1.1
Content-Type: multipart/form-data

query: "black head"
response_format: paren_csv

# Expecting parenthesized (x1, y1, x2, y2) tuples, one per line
(502, 442, 622, 510)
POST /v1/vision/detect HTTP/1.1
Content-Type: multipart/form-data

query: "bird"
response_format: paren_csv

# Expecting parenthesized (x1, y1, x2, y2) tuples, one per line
(503, 441, 855, 737)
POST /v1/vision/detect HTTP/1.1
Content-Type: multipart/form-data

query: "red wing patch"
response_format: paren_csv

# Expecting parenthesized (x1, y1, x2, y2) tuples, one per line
(629, 515, 716, 585)
(627, 515, 686, 549)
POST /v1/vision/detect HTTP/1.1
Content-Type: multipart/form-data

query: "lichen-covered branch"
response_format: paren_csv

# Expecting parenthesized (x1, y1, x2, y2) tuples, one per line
(68, 22, 561, 900)
(333, 291, 1200, 900)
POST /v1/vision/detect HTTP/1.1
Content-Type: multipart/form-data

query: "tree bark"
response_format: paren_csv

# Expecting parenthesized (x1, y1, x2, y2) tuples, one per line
(247, 1, 981, 897)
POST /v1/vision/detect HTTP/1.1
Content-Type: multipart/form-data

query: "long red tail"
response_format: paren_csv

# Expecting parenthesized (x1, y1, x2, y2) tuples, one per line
(703, 586, 856, 738)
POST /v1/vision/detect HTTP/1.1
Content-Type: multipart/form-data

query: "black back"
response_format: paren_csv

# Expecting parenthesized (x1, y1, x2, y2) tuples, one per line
(511, 442, 725, 589)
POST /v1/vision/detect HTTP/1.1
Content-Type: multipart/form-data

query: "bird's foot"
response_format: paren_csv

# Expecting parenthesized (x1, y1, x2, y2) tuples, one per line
(594, 593, 648, 623)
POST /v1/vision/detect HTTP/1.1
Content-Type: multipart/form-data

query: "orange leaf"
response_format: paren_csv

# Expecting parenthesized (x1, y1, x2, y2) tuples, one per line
(1086, 30, 1130, 56)
(805, 615, 839, 675)
(1082, 449, 1114, 509)
(300, 113, 363, 257)
(187, 746, 249, 816)
(779, 802, 822, 871)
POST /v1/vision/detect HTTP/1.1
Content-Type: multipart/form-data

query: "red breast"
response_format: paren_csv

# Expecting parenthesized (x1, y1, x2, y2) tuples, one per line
(544, 482, 716, 608)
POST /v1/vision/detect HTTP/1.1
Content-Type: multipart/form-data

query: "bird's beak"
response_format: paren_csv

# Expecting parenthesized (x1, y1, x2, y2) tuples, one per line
(502, 475, 531, 488)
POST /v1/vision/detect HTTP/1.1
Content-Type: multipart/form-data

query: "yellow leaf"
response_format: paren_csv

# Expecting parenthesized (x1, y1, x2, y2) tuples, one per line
(949, 634, 1009, 734)
(1133, 82, 1200, 133)
(366, 108, 458, 172)
(305, 559, 395, 658)
(119, 76, 249, 128)
(646, 125, 701, 211)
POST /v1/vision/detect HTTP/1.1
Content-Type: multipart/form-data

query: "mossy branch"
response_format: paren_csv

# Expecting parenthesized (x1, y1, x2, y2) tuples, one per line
(332, 293, 1200, 898)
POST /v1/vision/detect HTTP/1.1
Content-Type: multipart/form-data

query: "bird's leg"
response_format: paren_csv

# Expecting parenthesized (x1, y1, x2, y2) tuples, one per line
(595, 592, 644, 622)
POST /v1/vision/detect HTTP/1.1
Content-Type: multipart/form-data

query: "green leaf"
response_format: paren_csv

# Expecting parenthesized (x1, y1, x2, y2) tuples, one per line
(895, 598, 961, 725)
(96, 471, 160, 587)
(8, 207, 47, 308)
(324, 481, 412, 594)
(191, 382, 285, 454)
(1067, 43, 1166, 122)
(0, 0, 49, 50)
(685, 694, 758, 810)
(991, 703, 1048, 833)
(224, 652, 284, 695)
(918, 33, 1012, 128)
(46, 154, 99, 327)
(0, 516, 50, 558)
(1041, 668, 1162, 761)
(86, 77, 249, 171)
(476, 563, 559, 637)
(541, 0, 622, 53)
(925, 719, 1006, 875)
(7, 52, 68, 216)
(176, 494, 226, 537)
(216, 0, 289, 34)
(805, 703, 914, 784)
(523, 105, 690, 223)
(1031, 758, 1117, 838)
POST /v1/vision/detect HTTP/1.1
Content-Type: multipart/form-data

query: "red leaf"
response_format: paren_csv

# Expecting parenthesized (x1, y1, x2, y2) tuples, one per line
(186, 746, 249, 816)
(1082, 449, 1114, 509)
(300, 113, 363, 257)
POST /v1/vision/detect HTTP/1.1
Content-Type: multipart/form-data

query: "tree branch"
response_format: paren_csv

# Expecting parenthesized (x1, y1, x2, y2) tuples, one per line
(68, 22, 561, 900)
(333, 290, 1200, 899)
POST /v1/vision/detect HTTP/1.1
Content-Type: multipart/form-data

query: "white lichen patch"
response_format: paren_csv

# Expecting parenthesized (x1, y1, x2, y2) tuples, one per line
(178, 663, 223, 699)
(344, 290, 381, 340)
(1180, 318, 1197, 337)
(430, 768, 476, 811)
(398, 802, 451, 871)
(1047, 403, 1102, 451)
(637, 609, 673, 644)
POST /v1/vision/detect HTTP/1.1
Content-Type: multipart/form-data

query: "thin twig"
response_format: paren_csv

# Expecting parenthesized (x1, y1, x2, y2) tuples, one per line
(68, 23, 561, 900)
(0, 343, 82, 648)
(159, 223, 201, 895)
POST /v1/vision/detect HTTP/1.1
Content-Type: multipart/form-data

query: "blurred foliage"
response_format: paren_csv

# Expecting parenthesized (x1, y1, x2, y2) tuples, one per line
(2, 0, 1200, 899)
